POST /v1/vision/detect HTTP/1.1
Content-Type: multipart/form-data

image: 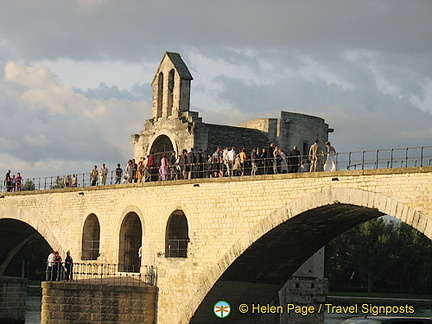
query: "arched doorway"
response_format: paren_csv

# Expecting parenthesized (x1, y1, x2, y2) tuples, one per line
(81, 214, 100, 261)
(149, 134, 175, 170)
(118, 212, 142, 272)
(150, 134, 174, 156)
(165, 210, 189, 258)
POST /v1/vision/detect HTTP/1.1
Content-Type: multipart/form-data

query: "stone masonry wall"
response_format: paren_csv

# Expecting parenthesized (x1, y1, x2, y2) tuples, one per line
(1, 167, 432, 323)
(0, 276, 26, 323)
(41, 281, 156, 324)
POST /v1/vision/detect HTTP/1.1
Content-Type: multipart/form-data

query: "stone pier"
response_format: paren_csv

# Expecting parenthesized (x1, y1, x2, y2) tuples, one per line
(41, 280, 157, 324)
(0, 276, 27, 324)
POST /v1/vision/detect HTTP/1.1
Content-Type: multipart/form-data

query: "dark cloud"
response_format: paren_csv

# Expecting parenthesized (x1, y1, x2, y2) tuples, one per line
(1, 1, 431, 177)
(75, 82, 150, 101)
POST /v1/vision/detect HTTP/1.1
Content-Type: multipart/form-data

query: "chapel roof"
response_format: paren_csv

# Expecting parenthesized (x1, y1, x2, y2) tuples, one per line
(152, 52, 193, 84)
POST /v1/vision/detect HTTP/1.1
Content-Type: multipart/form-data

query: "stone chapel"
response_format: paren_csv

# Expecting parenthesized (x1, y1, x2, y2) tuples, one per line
(132, 52, 333, 161)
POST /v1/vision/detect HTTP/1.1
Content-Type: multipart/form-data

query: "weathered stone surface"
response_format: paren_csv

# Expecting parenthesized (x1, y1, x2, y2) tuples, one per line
(132, 52, 331, 160)
(0, 277, 26, 323)
(41, 282, 156, 324)
(1, 168, 432, 323)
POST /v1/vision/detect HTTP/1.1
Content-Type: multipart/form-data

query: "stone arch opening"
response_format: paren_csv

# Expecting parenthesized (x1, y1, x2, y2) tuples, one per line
(0, 218, 51, 280)
(81, 214, 100, 261)
(149, 134, 175, 167)
(150, 134, 174, 155)
(157, 72, 163, 119)
(190, 200, 431, 323)
(167, 69, 175, 117)
(165, 210, 189, 258)
(118, 212, 142, 272)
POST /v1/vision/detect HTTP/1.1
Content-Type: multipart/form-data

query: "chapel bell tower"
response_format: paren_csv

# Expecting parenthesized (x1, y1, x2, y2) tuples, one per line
(151, 52, 193, 120)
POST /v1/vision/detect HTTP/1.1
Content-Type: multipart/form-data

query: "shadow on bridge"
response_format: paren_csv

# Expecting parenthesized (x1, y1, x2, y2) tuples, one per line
(0, 219, 51, 278)
(191, 203, 383, 323)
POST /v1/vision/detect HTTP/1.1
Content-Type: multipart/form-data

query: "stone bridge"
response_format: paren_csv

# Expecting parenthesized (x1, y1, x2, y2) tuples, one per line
(1, 167, 431, 323)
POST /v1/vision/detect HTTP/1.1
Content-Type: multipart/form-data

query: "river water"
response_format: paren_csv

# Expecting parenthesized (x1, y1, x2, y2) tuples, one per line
(25, 296, 41, 324)
(25, 296, 431, 323)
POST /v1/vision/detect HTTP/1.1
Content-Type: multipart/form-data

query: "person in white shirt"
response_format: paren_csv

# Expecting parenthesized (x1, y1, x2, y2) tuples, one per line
(99, 163, 108, 185)
(46, 250, 56, 281)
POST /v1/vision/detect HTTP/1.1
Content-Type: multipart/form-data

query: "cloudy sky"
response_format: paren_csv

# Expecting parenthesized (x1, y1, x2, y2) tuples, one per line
(1, 0, 431, 179)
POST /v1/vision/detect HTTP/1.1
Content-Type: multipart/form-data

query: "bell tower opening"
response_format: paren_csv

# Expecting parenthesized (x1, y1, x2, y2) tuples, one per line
(167, 69, 175, 117)
(157, 72, 164, 119)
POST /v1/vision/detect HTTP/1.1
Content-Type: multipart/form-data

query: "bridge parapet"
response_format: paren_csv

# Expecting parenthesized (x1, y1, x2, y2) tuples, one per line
(2, 145, 431, 192)
(1, 166, 432, 323)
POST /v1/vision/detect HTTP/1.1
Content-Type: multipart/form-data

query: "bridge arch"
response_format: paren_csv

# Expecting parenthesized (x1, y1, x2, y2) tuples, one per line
(188, 187, 431, 322)
(0, 206, 62, 254)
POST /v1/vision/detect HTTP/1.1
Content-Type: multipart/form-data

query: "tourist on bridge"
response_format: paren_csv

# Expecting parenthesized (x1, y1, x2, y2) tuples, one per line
(169, 151, 177, 180)
(99, 163, 108, 185)
(147, 152, 157, 181)
(46, 250, 56, 281)
(323, 141, 338, 172)
(65, 251, 73, 281)
(115, 163, 123, 184)
(136, 158, 145, 183)
(250, 147, 259, 176)
(187, 148, 196, 179)
(159, 153, 169, 181)
(90, 165, 98, 186)
(4, 170, 12, 192)
(309, 140, 320, 172)
(15, 172, 22, 191)
(279, 148, 288, 173)
(289, 146, 301, 173)
(179, 149, 188, 179)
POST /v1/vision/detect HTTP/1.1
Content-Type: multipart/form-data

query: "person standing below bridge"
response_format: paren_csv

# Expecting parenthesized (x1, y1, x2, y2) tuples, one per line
(309, 140, 320, 172)
(90, 165, 98, 186)
(46, 250, 56, 281)
(99, 163, 108, 185)
(65, 251, 73, 281)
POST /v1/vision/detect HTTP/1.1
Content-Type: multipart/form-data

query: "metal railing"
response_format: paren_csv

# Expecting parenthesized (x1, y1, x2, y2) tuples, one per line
(45, 262, 156, 286)
(2, 146, 432, 192)
(166, 239, 189, 258)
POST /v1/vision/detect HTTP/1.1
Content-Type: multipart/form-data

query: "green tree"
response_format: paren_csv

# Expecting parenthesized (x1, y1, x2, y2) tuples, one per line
(22, 180, 36, 191)
(325, 217, 432, 295)
(50, 176, 64, 189)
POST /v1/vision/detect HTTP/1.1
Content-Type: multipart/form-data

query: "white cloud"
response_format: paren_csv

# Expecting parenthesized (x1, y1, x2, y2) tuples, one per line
(24, 134, 49, 147)
(5, 61, 107, 118)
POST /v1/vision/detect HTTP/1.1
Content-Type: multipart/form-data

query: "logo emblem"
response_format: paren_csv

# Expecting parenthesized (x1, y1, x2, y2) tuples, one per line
(213, 300, 231, 319)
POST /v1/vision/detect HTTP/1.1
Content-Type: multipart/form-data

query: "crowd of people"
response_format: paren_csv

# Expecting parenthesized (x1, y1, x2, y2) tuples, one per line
(46, 250, 73, 281)
(3, 140, 337, 190)
(88, 140, 337, 185)
(3, 170, 23, 192)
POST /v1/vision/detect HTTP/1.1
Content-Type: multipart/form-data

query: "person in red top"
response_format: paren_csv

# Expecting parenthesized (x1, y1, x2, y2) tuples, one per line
(15, 172, 22, 191)
(146, 152, 157, 181)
